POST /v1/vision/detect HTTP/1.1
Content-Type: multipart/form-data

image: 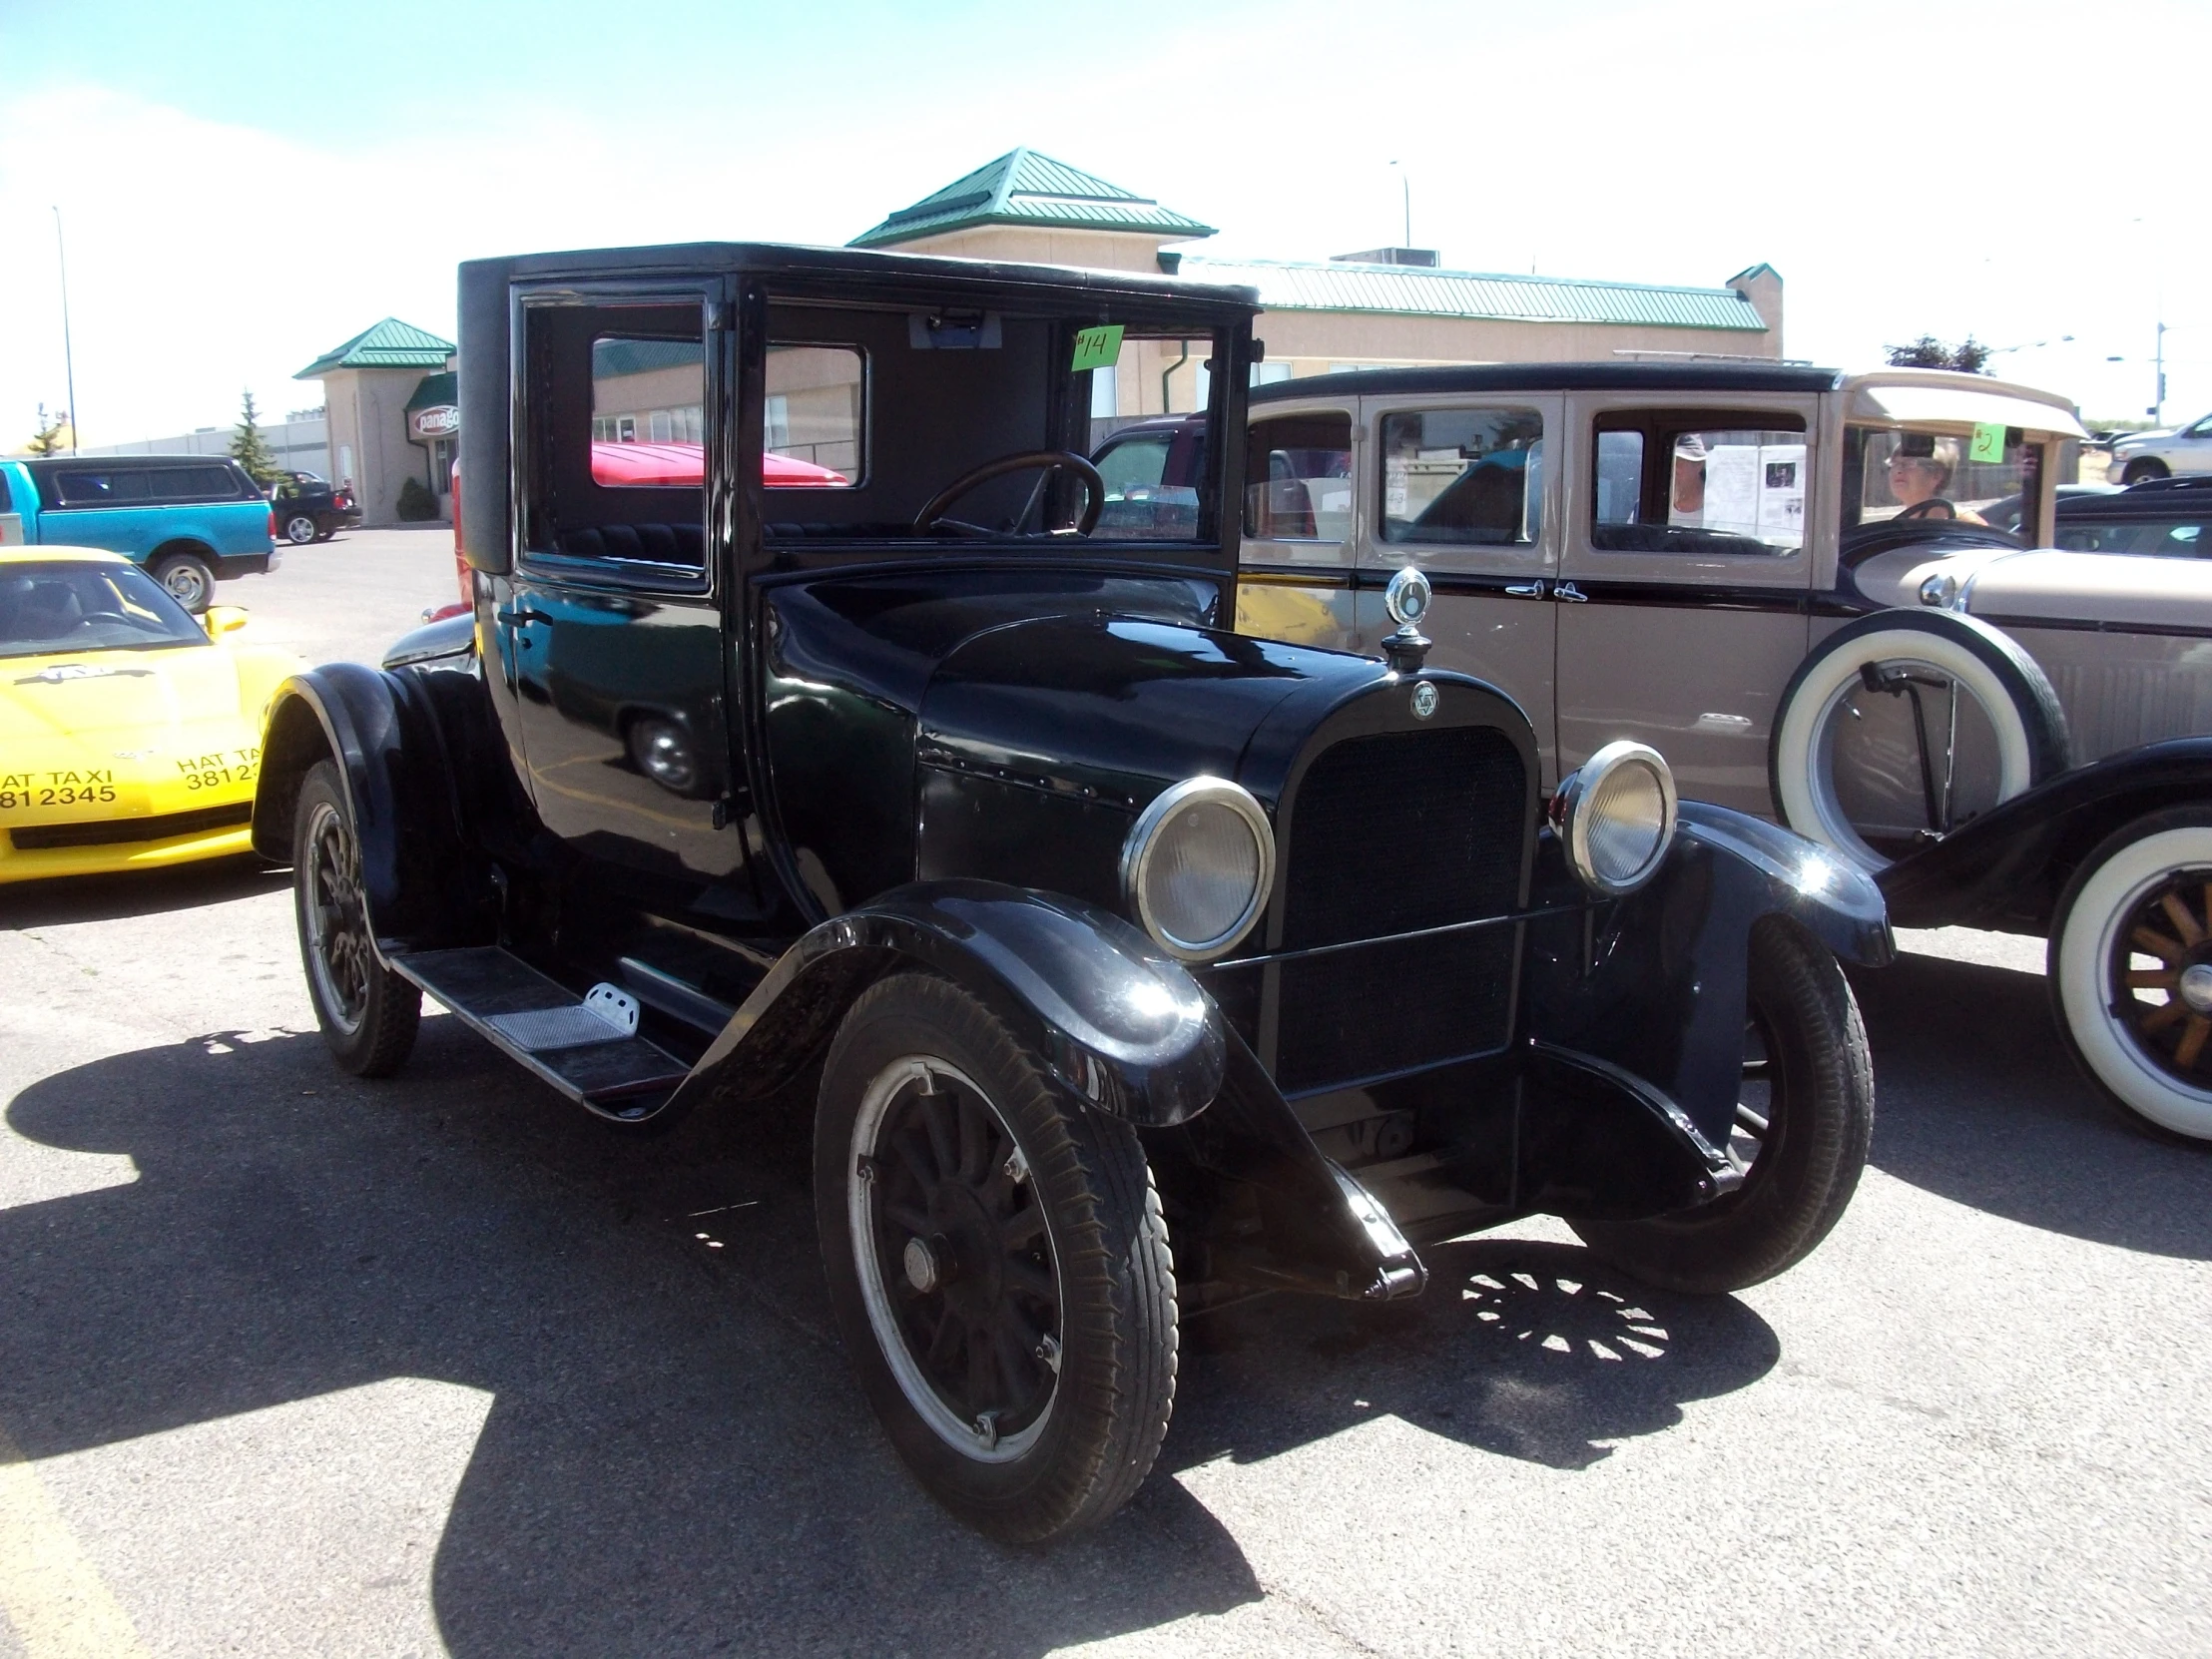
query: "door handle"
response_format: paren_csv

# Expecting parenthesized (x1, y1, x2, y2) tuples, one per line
(1553, 581, 1589, 604)
(1504, 581, 1546, 599)
(496, 607, 554, 627)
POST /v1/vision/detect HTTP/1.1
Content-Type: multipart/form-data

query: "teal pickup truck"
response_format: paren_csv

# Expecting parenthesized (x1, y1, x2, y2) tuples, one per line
(0, 454, 277, 611)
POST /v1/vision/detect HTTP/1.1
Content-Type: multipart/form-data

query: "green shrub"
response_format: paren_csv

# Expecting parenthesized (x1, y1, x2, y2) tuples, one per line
(395, 476, 442, 522)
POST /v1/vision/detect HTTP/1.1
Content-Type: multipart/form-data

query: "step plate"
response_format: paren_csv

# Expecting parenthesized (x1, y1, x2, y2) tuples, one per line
(389, 946, 689, 1110)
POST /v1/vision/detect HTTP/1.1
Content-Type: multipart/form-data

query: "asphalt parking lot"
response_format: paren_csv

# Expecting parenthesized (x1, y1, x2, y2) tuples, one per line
(2, 529, 2208, 1657)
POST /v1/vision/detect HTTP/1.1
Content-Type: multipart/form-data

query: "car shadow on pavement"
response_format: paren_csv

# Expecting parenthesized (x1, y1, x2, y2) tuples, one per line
(1169, 1239, 1777, 1476)
(0, 855, 287, 929)
(0, 1020, 1792, 1655)
(1852, 953, 2212, 1259)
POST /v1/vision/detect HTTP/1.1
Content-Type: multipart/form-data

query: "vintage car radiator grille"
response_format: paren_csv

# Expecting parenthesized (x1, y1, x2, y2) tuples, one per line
(1273, 725, 1526, 1094)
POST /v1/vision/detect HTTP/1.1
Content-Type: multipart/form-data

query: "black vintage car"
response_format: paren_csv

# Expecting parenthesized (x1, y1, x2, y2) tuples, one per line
(253, 243, 1889, 1541)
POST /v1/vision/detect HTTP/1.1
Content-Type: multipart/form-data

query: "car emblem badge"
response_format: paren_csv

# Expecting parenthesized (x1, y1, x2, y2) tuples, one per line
(1410, 681, 1438, 720)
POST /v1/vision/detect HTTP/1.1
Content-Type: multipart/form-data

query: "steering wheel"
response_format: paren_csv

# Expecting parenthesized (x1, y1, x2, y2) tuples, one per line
(912, 449, 1105, 537)
(1896, 498, 1957, 521)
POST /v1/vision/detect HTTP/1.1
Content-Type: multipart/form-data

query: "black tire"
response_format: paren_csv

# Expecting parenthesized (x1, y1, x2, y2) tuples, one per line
(152, 552, 217, 614)
(2047, 807, 2212, 1144)
(1571, 916, 1874, 1295)
(292, 760, 420, 1077)
(1770, 608, 2070, 875)
(815, 972, 1176, 1541)
(2122, 458, 2170, 485)
(282, 513, 318, 545)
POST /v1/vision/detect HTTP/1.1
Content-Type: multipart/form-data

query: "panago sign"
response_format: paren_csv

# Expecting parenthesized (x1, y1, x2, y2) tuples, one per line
(409, 405, 460, 440)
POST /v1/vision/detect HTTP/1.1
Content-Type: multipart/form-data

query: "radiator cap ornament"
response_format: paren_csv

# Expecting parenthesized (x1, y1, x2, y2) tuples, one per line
(1381, 566, 1433, 674)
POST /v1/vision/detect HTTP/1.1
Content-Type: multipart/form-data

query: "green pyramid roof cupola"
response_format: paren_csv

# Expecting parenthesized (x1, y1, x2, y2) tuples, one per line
(849, 149, 1215, 249)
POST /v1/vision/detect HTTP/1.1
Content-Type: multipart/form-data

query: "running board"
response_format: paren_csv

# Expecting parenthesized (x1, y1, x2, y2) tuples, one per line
(387, 946, 689, 1121)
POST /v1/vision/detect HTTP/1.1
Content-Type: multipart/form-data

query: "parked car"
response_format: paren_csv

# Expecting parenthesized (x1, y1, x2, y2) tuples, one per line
(0, 454, 277, 612)
(269, 471, 362, 545)
(254, 241, 1887, 1541)
(2107, 411, 2212, 484)
(1244, 362, 2212, 1142)
(2052, 475, 2212, 556)
(0, 547, 298, 881)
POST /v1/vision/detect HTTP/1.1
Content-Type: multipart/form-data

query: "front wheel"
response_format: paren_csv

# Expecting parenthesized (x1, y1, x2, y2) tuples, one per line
(292, 760, 420, 1077)
(153, 552, 216, 613)
(282, 513, 318, 545)
(1571, 916, 1874, 1294)
(815, 972, 1177, 1541)
(2122, 458, 2170, 485)
(2049, 810, 2212, 1142)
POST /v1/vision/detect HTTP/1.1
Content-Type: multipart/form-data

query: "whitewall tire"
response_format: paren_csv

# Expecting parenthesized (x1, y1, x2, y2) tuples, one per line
(1770, 610, 2069, 875)
(2049, 812, 2212, 1142)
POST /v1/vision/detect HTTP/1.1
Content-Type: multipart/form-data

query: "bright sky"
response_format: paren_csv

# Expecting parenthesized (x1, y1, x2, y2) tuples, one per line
(4, 0, 2206, 448)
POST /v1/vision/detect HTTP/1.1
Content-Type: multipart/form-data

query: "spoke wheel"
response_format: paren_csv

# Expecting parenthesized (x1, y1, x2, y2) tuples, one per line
(2050, 812, 2212, 1142)
(815, 972, 1176, 1541)
(290, 760, 420, 1077)
(1571, 916, 1873, 1295)
(851, 1057, 1061, 1460)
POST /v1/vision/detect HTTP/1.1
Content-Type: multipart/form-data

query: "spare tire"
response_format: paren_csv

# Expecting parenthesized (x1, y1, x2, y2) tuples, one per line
(1770, 609, 2070, 875)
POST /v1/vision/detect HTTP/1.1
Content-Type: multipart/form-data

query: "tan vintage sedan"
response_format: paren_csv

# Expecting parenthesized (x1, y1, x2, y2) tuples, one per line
(1238, 362, 2212, 1143)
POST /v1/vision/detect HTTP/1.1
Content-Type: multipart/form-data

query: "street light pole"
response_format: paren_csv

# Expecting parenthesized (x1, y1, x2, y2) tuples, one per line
(1388, 160, 1410, 248)
(52, 207, 78, 452)
(2152, 314, 2167, 425)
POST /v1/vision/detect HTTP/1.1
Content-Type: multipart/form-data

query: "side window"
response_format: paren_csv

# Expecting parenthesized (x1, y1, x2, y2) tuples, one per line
(1590, 409, 1807, 555)
(1380, 407, 1544, 545)
(521, 301, 710, 576)
(1245, 412, 1353, 542)
(765, 345, 862, 483)
(53, 469, 150, 506)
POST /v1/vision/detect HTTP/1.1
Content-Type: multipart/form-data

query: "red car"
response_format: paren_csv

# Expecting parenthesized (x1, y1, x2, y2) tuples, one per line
(435, 443, 844, 616)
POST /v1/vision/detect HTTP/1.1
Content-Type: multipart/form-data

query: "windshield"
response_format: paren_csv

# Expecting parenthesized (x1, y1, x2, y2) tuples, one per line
(1841, 425, 2042, 552)
(0, 561, 210, 659)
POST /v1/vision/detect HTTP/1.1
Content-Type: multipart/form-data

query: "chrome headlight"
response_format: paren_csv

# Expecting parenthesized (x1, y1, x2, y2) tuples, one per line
(1555, 741, 1677, 896)
(1121, 777, 1275, 961)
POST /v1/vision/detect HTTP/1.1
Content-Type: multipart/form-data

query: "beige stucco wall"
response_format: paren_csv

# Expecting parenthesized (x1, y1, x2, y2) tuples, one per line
(876, 225, 1186, 273)
(318, 366, 442, 528)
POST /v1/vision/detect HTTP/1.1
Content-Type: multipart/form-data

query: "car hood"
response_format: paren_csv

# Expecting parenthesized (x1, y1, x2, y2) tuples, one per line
(917, 612, 1391, 812)
(1958, 548, 2212, 632)
(2113, 429, 2173, 450)
(0, 641, 295, 771)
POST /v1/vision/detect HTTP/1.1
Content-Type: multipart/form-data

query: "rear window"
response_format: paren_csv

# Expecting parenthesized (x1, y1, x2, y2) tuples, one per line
(45, 464, 246, 507)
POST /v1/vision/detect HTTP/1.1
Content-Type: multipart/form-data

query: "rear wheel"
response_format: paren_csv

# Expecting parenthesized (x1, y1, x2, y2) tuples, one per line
(815, 972, 1176, 1541)
(292, 760, 419, 1077)
(2049, 810, 2212, 1143)
(153, 552, 216, 613)
(283, 513, 318, 545)
(1571, 917, 1874, 1294)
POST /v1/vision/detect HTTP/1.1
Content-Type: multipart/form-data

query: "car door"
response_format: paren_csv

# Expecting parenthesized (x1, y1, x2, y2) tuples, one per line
(1553, 393, 1819, 817)
(2177, 414, 2212, 475)
(1359, 391, 1564, 788)
(500, 284, 760, 919)
(1235, 401, 1362, 651)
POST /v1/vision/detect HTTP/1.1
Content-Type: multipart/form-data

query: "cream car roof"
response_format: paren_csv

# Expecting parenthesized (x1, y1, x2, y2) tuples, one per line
(1842, 369, 2086, 439)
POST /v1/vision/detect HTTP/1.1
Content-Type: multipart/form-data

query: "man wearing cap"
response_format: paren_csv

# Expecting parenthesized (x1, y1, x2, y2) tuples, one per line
(1671, 431, 1709, 527)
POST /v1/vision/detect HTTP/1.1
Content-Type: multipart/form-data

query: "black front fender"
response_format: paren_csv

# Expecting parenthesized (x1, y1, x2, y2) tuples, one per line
(664, 879, 1227, 1127)
(252, 663, 494, 949)
(1526, 802, 1891, 1153)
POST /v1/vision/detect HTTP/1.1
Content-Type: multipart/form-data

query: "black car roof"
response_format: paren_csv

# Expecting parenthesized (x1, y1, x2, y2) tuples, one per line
(462, 240, 1261, 314)
(1250, 361, 1844, 401)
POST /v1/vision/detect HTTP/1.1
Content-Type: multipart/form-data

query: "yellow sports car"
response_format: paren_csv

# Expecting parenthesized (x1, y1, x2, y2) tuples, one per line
(0, 547, 298, 882)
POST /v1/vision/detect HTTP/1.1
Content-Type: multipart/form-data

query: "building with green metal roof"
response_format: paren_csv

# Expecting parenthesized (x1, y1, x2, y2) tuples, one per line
(853, 153, 1784, 418)
(293, 318, 457, 527)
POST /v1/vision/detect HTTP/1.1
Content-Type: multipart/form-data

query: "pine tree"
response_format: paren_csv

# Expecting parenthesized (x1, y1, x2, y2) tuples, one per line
(25, 403, 68, 456)
(230, 390, 281, 484)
